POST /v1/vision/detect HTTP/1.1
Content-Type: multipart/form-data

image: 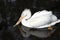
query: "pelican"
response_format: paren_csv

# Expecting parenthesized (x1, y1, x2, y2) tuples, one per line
(13, 9, 60, 28)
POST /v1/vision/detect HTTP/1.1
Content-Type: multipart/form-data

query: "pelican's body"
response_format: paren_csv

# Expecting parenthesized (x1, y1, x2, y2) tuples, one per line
(14, 9, 60, 28)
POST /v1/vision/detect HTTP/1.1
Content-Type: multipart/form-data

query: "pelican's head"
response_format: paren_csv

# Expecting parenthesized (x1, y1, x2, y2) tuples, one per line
(13, 9, 31, 27)
(21, 9, 31, 19)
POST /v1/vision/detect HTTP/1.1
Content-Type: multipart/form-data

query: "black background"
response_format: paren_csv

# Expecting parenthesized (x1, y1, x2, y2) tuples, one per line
(0, 0, 60, 40)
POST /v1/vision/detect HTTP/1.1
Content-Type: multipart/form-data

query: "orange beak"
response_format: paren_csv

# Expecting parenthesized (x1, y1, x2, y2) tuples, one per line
(13, 16, 25, 27)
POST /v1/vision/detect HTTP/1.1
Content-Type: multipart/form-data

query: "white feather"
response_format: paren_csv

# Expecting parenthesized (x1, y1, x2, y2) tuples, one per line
(15, 9, 60, 28)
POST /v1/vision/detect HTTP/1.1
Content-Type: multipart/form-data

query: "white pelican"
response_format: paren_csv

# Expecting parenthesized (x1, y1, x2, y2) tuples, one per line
(13, 9, 60, 28)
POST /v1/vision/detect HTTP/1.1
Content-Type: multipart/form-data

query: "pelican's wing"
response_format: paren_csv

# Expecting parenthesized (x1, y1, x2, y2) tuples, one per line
(25, 20, 60, 28)
(36, 20, 60, 28)
(30, 10, 52, 20)
(30, 11, 41, 19)
(28, 16, 51, 27)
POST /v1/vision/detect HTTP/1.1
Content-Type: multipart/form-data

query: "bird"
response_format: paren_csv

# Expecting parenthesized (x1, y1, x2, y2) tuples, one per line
(13, 9, 60, 28)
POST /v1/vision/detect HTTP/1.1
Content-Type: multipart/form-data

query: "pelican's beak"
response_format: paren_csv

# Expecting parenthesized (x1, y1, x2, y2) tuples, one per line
(13, 16, 25, 27)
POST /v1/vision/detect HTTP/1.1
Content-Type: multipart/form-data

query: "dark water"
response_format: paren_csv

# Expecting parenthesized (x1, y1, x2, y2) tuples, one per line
(0, 0, 60, 40)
